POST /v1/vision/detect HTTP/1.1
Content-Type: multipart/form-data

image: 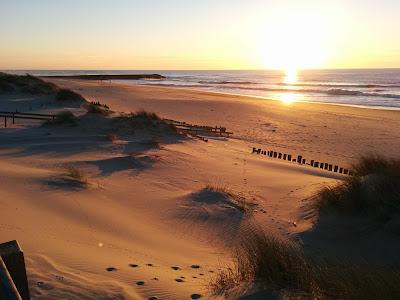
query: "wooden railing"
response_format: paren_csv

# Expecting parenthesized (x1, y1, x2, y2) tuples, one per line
(0, 111, 55, 128)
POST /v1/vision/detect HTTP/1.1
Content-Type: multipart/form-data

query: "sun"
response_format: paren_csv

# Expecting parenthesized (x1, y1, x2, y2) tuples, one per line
(260, 12, 328, 71)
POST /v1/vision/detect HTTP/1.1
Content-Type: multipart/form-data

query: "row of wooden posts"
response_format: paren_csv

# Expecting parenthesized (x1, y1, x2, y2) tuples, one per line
(252, 147, 353, 175)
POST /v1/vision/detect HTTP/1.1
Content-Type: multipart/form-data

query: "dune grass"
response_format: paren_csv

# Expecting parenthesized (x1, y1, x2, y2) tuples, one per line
(312, 154, 400, 221)
(47, 111, 78, 126)
(65, 167, 88, 186)
(55, 88, 86, 103)
(0, 72, 58, 94)
(112, 110, 180, 137)
(85, 103, 110, 115)
(211, 226, 400, 299)
(202, 183, 256, 214)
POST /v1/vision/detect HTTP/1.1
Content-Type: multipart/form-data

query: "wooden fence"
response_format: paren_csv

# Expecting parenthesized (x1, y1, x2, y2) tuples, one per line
(164, 119, 233, 138)
(252, 147, 353, 175)
(0, 111, 55, 128)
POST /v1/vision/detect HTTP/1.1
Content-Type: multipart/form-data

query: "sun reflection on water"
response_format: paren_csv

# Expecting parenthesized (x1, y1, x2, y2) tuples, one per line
(281, 68, 298, 105)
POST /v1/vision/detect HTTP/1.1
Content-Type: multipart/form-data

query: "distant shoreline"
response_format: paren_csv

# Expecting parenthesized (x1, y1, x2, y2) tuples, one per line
(41, 74, 165, 80)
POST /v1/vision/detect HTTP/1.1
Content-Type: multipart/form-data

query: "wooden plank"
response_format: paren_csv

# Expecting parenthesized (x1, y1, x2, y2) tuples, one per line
(0, 257, 22, 300)
(0, 241, 30, 300)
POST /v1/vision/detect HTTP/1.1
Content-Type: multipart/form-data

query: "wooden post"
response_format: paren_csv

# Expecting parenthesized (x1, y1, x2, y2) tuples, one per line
(283, 154, 287, 160)
(339, 167, 343, 173)
(310, 160, 314, 166)
(328, 164, 333, 171)
(0, 257, 22, 300)
(297, 155, 302, 164)
(302, 158, 306, 164)
(320, 163, 324, 169)
(12, 113, 15, 124)
(278, 153, 282, 159)
(273, 152, 277, 158)
(324, 163, 328, 170)
(343, 169, 349, 175)
(0, 241, 30, 300)
(334, 165, 338, 172)
(314, 162, 319, 168)
(288, 155, 292, 161)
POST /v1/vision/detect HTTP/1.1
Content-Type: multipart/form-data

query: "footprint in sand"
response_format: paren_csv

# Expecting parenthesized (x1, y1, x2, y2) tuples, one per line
(148, 297, 158, 300)
(129, 264, 139, 268)
(175, 278, 185, 283)
(146, 263, 154, 267)
(136, 281, 145, 286)
(36, 281, 54, 290)
(152, 277, 159, 281)
(191, 264, 200, 269)
(199, 273, 204, 276)
(191, 294, 202, 299)
(171, 266, 180, 270)
(106, 267, 117, 272)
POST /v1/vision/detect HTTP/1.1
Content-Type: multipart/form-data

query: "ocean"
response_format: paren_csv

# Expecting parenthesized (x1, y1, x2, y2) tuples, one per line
(5, 69, 400, 110)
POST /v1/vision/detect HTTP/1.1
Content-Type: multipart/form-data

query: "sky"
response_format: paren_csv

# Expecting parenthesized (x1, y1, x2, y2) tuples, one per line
(1, 0, 399, 70)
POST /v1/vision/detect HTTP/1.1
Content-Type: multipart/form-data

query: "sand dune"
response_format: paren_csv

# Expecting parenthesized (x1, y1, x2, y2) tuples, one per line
(1, 78, 399, 299)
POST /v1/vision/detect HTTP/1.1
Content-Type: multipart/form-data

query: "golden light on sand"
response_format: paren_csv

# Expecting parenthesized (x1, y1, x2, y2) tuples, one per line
(281, 93, 297, 105)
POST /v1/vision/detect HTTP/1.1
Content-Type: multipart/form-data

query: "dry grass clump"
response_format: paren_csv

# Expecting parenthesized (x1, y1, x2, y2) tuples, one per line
(65, 167, 88, 186)
(202, 183, 256, 213)
(55, 88, 87, 103)
(116, 110, 175, 129)
(312, 154, 400, 222)
(211, 226, 400, 299)
(85, 103, 110, 115)
(0, 72, 58, 94)
(48, 111, 78, 126)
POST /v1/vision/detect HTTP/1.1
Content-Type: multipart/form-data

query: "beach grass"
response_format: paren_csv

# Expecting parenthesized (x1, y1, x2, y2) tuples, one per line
(65, 166, 88, 186)
(210, 225, 400, 299)
(312, 154, 400, 221)
(0, 72, 58, 94)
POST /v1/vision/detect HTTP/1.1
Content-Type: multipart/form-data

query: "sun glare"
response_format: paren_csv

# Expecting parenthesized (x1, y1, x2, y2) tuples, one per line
(284, 68, 297, 84)
(260, 12, 328, 71)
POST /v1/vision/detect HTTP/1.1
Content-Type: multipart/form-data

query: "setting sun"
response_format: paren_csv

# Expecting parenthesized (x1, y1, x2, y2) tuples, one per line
(260, 11, 329, 70)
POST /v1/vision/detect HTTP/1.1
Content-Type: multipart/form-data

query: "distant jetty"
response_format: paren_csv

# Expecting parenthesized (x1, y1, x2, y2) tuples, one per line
(42, 74, 166, 80)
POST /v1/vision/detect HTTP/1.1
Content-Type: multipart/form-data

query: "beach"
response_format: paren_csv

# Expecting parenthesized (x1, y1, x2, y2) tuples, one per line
(1, 78, 400, 299)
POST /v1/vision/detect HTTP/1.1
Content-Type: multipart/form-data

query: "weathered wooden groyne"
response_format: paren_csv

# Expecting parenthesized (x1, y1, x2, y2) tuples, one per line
(252, 147, 353, 175)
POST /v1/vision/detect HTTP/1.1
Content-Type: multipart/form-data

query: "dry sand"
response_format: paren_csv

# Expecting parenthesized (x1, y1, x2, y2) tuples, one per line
(1, 79, 399, 299)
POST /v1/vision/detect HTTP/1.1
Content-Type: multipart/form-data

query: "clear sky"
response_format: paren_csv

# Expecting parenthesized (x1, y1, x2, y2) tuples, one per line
(1, 0, 399, 70)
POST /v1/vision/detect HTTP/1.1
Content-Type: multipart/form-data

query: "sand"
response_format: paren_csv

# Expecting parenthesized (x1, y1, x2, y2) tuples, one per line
(1, 79, 399, 299)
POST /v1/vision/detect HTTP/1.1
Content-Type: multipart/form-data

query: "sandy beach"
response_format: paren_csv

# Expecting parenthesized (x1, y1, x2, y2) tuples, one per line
(1, 78, 400, 299)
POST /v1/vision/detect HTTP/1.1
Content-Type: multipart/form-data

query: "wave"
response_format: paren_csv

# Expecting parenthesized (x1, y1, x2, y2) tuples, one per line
(276, 83, 400, 88)
(198, 80, 259, 85)
(138, 82, 400, 99)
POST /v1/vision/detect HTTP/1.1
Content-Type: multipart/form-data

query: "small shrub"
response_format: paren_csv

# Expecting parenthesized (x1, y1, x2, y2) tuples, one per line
(51, 111, 78, 126)
(65, 167, 88, 186)
(56, 89, 86, 103)
(200, 183, 256, 213)
(86, 103, 110, 115)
